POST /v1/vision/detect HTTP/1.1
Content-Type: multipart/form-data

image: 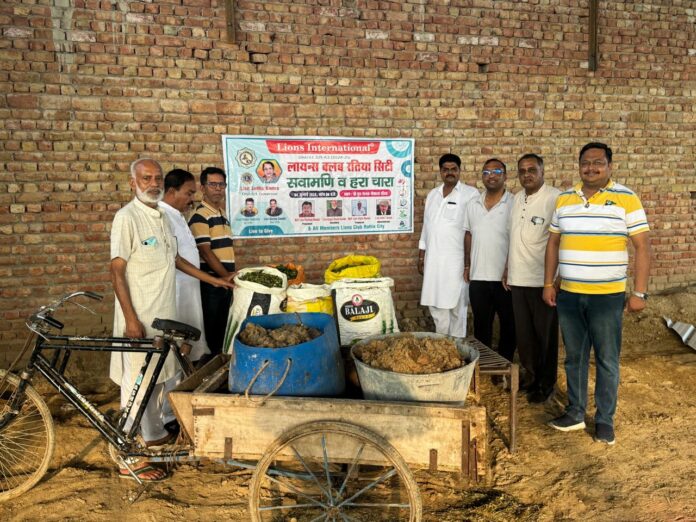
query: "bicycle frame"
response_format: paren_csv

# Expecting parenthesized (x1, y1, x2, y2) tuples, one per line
(2, 292, 195, 458)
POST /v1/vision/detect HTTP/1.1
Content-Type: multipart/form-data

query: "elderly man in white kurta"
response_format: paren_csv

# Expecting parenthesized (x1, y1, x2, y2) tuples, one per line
(110, 159, 178, 449)
(111, 159, 234, 457)
(418, 153, 479, 337)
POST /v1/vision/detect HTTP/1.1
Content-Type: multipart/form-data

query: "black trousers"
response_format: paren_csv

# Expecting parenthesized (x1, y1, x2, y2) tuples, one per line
(469, 280, 516, 361)
(200, 282, 233, 356)
(510, 286, 559, 396)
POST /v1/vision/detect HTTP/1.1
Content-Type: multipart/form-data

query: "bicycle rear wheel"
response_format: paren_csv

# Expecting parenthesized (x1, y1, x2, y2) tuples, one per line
(0, 369, 55, 502)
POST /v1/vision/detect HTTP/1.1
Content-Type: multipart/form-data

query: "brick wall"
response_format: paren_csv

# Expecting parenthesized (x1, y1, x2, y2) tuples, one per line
(1, 0, 695, 364)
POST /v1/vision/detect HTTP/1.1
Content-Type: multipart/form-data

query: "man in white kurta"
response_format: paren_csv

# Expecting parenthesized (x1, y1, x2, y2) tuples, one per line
(159, 169, 210, 363)
(159, 169, 212, 429)
(110, 159, 178, 445)
(111, 161, 235, 457)
(418, 154, 479, 337)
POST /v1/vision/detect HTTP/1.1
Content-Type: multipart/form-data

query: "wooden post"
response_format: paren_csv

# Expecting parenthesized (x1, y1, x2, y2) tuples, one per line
(225, 0, 236, 44)
(588, 0, 599, 71)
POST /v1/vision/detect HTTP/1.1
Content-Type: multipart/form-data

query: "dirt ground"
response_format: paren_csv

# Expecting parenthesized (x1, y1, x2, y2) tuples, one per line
(2, 289, 695, 521)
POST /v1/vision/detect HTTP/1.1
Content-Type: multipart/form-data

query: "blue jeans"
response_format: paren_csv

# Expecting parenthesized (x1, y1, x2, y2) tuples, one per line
(557, 291, 625, 427)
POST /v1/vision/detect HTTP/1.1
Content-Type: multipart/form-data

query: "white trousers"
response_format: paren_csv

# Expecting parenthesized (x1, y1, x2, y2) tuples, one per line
(119, 355, 169, 442)
(428, 285, 468, 338)
(161, 369, 183, 426)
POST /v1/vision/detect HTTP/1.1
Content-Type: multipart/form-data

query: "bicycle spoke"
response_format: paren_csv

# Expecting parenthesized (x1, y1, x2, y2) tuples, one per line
(260, 472, 329, 509)
(0, 435, 45, 458)
(0, 434, 46, 457)
(0, 459, 18, 485)
(258, 501, 325, 512)
(1, 431, 46, 451)
(308, 513, 329, 522)
(343, 502, 410, 508)
(337, 468, 397, 508)
(336, 442, 365, 499)
(290, 443, 332, 501)
(321, 433, 333, 505)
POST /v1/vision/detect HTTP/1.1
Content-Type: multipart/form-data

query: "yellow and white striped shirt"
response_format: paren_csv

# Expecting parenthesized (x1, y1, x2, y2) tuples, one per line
(549, 180, 649, 294)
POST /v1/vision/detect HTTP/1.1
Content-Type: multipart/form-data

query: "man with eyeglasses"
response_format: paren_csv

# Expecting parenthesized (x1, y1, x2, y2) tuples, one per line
(505, 154, 560, 404)
(543, 142, 651, 446)
(464, 158, 516, 364)
(189, 167, 236, 356)
(418, 153, 479, 338)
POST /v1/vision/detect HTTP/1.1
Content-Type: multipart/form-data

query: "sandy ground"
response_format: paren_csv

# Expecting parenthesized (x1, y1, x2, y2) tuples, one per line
(2, 289, 695, 521)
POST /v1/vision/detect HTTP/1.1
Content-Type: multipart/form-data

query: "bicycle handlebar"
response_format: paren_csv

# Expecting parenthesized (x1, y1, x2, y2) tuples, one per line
(34, 314, 64, 330)
(28, 290, 104, 332)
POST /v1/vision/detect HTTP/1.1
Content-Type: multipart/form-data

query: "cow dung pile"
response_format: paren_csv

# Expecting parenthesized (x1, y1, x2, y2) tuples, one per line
(354, 334, 465, 374)
(238, 322, 321, 348)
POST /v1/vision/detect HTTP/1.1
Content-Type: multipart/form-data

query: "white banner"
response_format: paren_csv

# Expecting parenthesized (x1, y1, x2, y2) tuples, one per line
(221, 136, 414, 238)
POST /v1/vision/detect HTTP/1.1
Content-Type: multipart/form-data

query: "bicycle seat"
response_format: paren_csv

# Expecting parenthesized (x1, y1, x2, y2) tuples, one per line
(151, 318, 201, 341)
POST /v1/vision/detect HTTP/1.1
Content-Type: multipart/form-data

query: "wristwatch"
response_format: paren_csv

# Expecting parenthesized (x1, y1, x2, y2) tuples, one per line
(631, 291, 649, 300)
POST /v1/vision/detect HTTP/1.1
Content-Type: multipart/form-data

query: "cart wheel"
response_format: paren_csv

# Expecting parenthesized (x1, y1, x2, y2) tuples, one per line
(249, 420, 422, 522)
(0, 369, 55, 502)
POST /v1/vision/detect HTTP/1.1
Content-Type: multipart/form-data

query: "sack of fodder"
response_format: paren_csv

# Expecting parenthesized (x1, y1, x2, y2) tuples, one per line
(222, 267, 287, 353)
(285, 284, 334, 315)
(324, 255, 381, 284)
(330, 277, 399, 346)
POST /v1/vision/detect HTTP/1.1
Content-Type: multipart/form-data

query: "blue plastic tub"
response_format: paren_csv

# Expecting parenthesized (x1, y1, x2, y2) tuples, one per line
(228, 313, 345, 397)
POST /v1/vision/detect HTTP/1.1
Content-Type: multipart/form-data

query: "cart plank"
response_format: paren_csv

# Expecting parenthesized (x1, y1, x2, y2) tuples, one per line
(169, 354, 230, 440)
(190, 393, 486, 479)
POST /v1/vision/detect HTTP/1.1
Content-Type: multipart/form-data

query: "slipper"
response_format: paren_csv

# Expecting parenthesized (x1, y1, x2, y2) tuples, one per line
(119, 464, 169, 482)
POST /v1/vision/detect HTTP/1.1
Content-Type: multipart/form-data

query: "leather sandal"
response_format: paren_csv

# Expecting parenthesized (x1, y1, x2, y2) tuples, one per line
(119, 463, 169, 482)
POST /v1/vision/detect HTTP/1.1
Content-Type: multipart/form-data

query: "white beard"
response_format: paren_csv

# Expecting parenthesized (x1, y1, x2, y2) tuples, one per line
(135, 185, 163, 205)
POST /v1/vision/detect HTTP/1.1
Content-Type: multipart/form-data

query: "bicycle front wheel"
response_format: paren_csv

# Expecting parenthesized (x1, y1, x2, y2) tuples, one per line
(0, 369, 55, 502)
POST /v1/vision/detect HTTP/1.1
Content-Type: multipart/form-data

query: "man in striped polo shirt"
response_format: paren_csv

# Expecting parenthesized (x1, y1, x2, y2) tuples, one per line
(543, 142, 651, 445)
(189, 167, 236, 356)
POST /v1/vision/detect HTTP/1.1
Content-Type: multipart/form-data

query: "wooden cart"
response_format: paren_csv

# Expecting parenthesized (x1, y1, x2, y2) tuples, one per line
(169, 355, 487, 522)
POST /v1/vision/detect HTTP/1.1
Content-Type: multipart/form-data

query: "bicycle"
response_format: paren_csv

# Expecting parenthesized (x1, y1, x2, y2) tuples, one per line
(0, 290, 201, 501)
(1, 292, 494, 521)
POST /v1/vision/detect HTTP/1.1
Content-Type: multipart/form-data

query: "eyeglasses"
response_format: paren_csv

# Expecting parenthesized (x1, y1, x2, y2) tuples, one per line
(518, 167, 539, 176)
(580, 160, 607, 169)
(206, 182, 227, 189)
(482, 169, 504, 177)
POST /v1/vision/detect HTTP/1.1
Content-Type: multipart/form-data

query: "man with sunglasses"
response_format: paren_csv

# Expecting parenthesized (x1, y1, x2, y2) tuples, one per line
(189, 167, 236, 356)
(543, 142, 651, 445)
(506, 154, 560, 404)
(464, 159, 516, 364)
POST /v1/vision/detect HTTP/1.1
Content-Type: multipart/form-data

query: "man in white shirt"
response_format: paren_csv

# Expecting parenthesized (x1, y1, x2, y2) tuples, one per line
(505, 154, 560, 403)
(464, 158, 515, 361)
(418, 153, 479, 337)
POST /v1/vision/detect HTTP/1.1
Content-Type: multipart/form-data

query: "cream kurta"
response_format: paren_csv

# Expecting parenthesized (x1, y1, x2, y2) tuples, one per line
(110, 197, 178, 386)
(159, 201, 210, 361)
(419, 181, 480, 308)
